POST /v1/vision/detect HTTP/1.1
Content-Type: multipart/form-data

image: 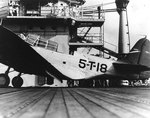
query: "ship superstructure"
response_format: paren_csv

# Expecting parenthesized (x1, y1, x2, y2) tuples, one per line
(0, 0, 107, 86)
(0, 0, 130, 87)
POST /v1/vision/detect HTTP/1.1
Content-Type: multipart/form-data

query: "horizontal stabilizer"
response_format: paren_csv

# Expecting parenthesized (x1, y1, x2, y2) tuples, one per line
(113, 62, 150, 72)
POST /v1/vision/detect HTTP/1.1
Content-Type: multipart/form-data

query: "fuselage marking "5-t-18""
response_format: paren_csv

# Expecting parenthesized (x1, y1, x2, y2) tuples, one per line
(79, 59, 107, 73)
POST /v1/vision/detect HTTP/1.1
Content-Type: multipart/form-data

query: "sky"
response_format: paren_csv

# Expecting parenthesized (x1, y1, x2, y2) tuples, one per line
(83, 0, 150, 49)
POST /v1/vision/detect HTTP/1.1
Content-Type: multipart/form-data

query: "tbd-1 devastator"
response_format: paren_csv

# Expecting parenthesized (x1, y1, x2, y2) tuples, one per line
(0, 26, 150, 87)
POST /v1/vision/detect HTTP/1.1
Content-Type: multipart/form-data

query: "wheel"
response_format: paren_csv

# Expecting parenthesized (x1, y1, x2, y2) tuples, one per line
(0, 74, 10, 87)
(12, 76, 23, 88)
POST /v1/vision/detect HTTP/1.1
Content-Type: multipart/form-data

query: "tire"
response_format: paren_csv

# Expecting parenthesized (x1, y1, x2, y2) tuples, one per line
(12, 76, 23, 88)
(0, 74, 10, 87)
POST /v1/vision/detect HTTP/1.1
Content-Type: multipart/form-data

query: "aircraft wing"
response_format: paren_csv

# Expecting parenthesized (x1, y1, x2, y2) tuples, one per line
(0, 26, 49, 76)
(0, 26, 69, 80)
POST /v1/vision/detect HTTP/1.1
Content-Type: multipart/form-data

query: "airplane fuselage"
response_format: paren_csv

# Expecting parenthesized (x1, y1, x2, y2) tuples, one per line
(32, 47, 115, 80)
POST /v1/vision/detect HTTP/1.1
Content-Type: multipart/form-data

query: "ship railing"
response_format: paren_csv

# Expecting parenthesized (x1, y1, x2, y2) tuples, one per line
(84, 36, 102, 43)
(79, 6, 105, 20)
(103, 40, 117, 53)
(78, 32, 103, 43)
(78, 32, 117, 53)
(41, 5, 104, 20)
(6, 3, 105, 20)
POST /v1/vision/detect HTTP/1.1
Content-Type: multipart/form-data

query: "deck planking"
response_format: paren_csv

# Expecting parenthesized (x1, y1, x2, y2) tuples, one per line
(0, 87, 150, 118)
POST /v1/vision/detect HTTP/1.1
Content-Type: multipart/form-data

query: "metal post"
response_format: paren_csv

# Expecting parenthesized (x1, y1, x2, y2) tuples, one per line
(115, 0, 129, 54)
(97, 6, 101, 19)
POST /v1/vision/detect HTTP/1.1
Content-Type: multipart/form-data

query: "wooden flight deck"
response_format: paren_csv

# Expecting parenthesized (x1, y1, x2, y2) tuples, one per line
(0, 87, 150, 118)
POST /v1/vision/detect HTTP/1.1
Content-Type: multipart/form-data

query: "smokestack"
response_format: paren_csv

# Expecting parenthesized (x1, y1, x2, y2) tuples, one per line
(115, 0, 129, 54)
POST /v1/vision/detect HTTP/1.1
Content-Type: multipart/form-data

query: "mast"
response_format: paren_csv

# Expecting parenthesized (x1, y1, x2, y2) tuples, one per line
(115, 0, 129, 54)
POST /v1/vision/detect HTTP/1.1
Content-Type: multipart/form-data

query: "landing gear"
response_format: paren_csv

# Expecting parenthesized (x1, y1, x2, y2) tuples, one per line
(0, 67, 11, 87)
(12, 73, 23, 88)
(0, 67, 24, 88)
(0, 74, 10, 87)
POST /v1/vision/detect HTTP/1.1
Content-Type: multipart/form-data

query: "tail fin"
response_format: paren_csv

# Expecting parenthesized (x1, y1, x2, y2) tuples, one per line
(124, 38, 150, 67)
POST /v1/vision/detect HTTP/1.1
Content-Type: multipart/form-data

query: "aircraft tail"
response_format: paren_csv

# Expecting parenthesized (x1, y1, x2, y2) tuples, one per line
(123, 38, 150, 67)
